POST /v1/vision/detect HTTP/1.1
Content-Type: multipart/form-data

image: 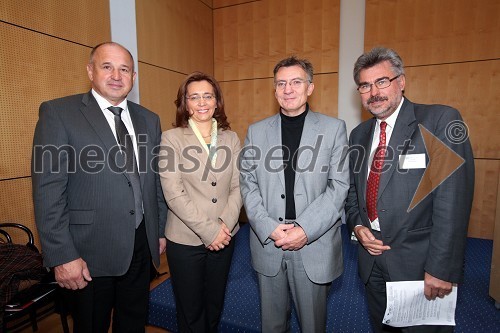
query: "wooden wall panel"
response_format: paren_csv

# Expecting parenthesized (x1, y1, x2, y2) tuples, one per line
(403, 61, 500, 160)
(136, 0, 213, 75)
(0, 23, 91, 180)
(220, 79, 278, 141)
(365, 0, 500, 66)
(311, 73, 339, 119)
(200, 0, 213, 8)
(221, 73, 338, 142)
(469, 160, 499, 239)
(215, 0, 340, 147)
(214, 0, 340, 81)
(138, 63, 186, 132)
(214, 0, 257, 8)
(0, 178, 40, 250)
(0, 0, 110, 46)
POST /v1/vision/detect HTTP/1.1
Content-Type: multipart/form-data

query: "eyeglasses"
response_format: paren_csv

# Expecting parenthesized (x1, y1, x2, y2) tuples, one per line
(274, 79, 310, 91)
(186, 94, 215, 103)
(357, 75, 401, 94)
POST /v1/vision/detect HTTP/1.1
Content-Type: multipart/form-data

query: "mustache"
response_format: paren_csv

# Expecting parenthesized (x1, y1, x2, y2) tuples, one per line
(367, 96, 388, 104)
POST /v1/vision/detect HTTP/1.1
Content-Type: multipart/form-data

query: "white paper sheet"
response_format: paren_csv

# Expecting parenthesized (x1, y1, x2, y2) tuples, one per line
(383, 281, 457, 327)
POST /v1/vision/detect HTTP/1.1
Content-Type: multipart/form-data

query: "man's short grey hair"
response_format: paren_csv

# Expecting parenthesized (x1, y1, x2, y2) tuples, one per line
(353, 47, 405, 85)
(273, 56, 314, 82)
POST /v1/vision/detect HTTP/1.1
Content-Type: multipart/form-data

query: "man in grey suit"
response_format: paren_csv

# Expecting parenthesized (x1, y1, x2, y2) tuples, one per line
(345, 47, 474, 333)
(32, 42, 167, 332)
(240, 56, 349, 332)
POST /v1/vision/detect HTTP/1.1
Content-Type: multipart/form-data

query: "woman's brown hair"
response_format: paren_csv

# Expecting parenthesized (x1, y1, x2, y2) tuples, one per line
(174, 72, 230, 129)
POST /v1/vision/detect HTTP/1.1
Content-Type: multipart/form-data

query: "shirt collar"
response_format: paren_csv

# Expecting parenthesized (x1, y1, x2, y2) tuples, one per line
(377, 97, 404, 130)
(91, 89, 128, 112)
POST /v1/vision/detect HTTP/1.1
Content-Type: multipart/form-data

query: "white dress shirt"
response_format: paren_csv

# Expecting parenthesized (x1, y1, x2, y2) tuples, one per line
(91, 89, 140, 168)
(366, 97, 404, 231)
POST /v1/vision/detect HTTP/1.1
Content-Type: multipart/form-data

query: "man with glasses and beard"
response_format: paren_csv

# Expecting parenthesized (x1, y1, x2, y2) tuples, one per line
(345, 47, 474, 333)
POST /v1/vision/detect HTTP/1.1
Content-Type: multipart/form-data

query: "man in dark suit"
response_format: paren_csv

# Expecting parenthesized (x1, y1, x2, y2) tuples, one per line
(32, 42, 168, 332)
(345, 47, 474, 333)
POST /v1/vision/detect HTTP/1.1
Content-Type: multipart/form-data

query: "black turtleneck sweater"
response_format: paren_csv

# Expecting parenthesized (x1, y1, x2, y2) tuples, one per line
(280, 105, 309, 220)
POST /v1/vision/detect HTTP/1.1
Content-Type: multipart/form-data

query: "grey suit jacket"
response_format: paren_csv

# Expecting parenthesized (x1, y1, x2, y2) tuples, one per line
(159, 127, 242, 246)
(345, 98, 474, 284)
(32, 92, 168, 277)
(240, 110, 349, 284)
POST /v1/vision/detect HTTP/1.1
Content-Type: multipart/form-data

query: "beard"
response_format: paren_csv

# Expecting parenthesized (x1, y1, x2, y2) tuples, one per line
(365, 95, 401, 120)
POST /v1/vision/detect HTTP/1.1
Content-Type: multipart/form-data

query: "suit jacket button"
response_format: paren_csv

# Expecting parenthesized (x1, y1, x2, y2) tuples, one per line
(128, 181, 131, 187)
(362, 208, 366, 212)
(129, 210, 135, 215)
(278, 217, 283, 221)
(281, 194, 285, 199)
(212, 198, 217, 203)
(211, 181, 216, 186)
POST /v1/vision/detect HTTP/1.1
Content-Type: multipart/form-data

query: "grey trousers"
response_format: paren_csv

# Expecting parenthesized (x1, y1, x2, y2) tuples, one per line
(257, 251, 331, 333)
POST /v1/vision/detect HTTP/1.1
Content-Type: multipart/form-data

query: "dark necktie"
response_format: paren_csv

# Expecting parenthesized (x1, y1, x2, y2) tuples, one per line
(366, 121, 387, 222)
(108, 106, 143, 228)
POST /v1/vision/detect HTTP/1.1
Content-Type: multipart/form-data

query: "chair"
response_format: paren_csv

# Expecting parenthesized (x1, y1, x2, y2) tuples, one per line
(1, 222, 69, 333)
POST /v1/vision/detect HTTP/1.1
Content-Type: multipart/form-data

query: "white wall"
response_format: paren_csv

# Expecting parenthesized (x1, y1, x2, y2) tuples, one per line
(109, 0, 140, 103)
(338, 0, 365, 134)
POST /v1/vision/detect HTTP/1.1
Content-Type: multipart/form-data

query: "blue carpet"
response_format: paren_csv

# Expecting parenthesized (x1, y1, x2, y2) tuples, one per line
(148, 224, 500, 332)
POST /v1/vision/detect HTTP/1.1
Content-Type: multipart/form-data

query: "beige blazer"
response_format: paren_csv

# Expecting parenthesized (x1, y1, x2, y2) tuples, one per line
(159, 126, 242, 246)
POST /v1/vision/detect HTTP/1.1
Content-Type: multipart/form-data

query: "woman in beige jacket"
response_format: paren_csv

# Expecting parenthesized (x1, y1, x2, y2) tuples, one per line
(159, 72, 242, 333)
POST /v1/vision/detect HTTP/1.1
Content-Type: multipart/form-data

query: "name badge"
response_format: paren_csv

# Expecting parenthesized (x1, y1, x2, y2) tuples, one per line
(399, 154, 426, 169)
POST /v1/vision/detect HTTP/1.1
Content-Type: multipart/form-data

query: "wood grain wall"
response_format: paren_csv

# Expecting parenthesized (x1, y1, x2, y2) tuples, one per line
(214, 0, 254, 7)
(136, 0, 214, 130)
(0, 0, 110, 248)
(213, 0, 341, 141)
(364, 0, 500, 239)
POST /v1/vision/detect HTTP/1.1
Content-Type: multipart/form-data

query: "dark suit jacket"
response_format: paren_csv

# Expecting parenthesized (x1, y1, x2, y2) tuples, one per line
(32, 91, 168, 277)
(345, 98, 474, 284)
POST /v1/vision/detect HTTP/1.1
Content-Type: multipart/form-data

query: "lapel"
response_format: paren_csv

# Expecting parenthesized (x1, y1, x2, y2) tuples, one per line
(294, 111, 321, 186)
(182, 126, 215, 180)
(80, 92, 130, 182)
(265, 114, 285, 189)
(128, 102, 147, 187)
(359, 119, 377, 201)
(377, 98, 417, 198)
(80, 92, 118, 154)
(79, 92, 146, 184)
(214, 130, 228, 171)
